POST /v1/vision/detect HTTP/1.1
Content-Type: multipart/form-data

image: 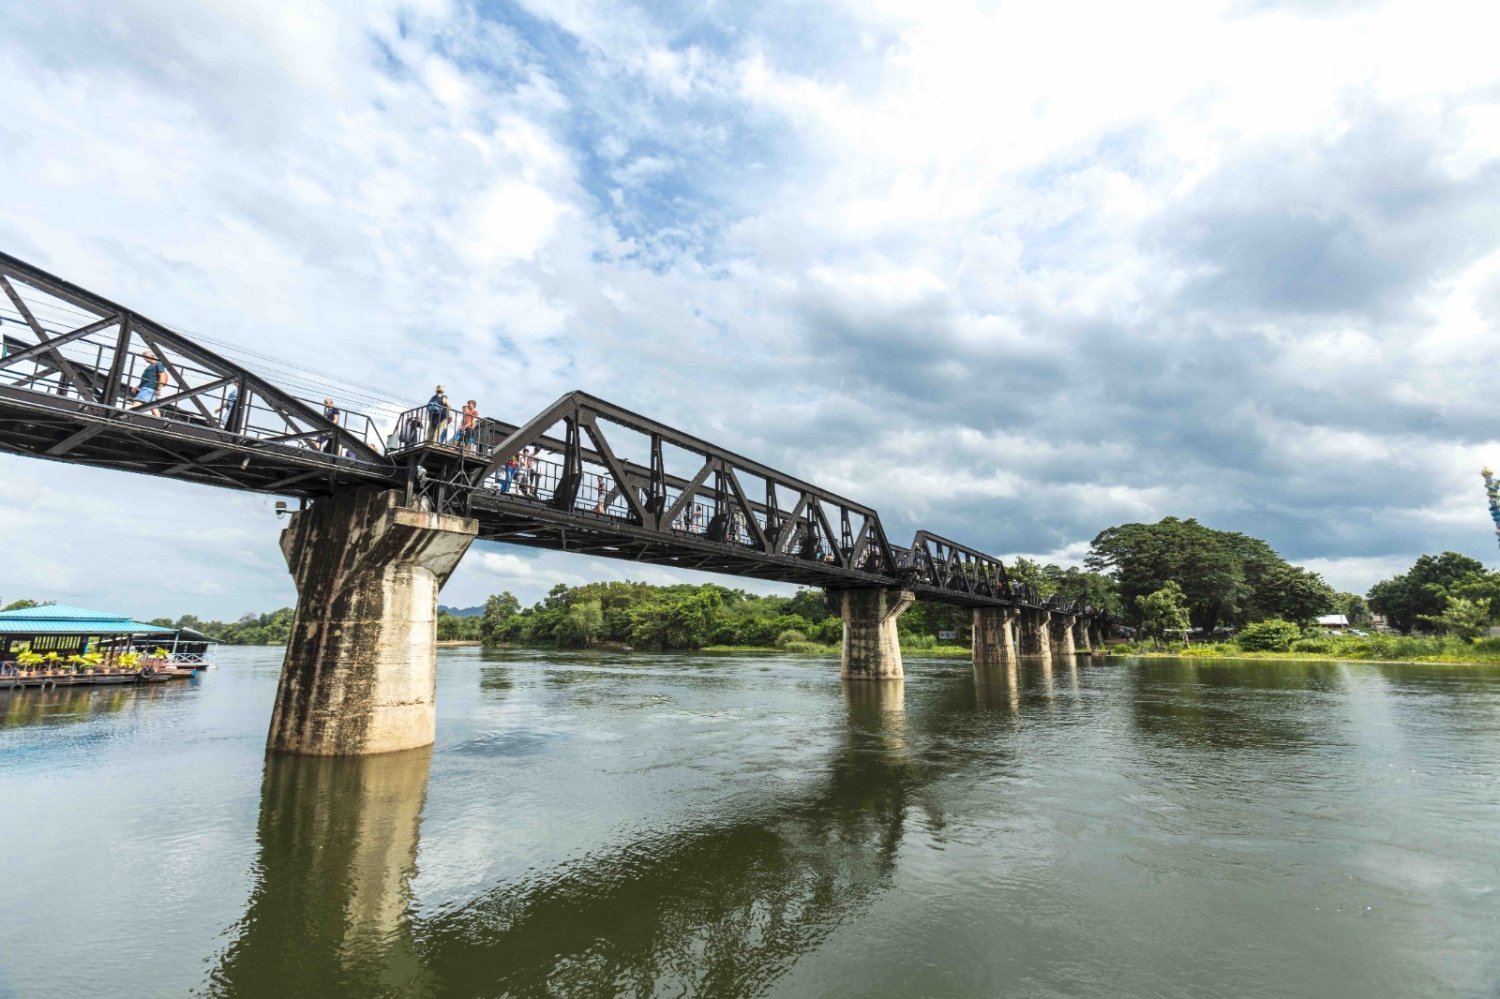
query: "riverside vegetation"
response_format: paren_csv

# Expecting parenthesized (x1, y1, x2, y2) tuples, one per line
(11, 518, 1499, 663)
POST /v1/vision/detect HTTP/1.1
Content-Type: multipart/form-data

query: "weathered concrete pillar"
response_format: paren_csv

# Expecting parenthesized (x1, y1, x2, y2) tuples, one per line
(972, 606, 1019, 667)
(1073, 617, 1092, 653)
(840, 588, 915, 680)
(1093, 620, 1108, 649)
(1049, 614, 1077, 657)
(1017, 608, 1052, 659)
(268, 487, 477, 756)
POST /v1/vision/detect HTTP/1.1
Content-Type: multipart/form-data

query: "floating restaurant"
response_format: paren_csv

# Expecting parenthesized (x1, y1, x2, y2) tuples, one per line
(0, 604, 215, 689)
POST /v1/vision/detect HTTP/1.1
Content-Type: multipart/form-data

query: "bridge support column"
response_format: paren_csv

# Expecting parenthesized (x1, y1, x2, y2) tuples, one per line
(268, 487, 477, 756)
(1073, 617, 1092, 653)
(840, 588, 915, 680)
(1017, 609, 1052, 659)
(972, 606, 1019, 667)
(1049, 614, 1077, 657)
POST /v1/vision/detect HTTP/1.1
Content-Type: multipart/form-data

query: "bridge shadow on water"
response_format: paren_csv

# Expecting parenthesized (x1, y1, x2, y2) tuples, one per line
(200, 661, 1079, 999)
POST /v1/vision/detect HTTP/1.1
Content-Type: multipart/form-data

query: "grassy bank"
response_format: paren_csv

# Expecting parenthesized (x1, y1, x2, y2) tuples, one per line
(1108, 633, 1500, 665)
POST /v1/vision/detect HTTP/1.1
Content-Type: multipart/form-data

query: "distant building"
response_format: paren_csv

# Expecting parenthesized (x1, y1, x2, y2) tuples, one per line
(1315, 614, 1350, 631)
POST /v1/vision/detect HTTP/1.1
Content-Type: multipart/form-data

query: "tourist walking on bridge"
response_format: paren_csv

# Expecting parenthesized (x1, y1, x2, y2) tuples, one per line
(322, 397, 340, 453)
(132, 349, 168, 415)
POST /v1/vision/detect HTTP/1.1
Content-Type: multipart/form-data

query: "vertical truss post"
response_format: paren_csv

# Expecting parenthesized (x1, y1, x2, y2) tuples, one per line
(645, 432, 666, 528)
(764, 482, 781, 552)
(550, 415, 583, 511)
(707, 466, 729, 541)
(101, 317, 130, 407)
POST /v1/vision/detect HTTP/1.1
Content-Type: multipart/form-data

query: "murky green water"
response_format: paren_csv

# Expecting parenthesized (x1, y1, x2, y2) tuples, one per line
(2, 649, 1498, 997)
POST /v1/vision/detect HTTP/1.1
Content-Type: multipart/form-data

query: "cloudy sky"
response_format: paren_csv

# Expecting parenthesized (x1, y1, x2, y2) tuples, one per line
(2, 0, 1499, 620)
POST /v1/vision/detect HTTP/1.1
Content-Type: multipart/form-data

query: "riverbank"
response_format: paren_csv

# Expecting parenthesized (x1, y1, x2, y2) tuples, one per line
(1107, 634, 1500, 666)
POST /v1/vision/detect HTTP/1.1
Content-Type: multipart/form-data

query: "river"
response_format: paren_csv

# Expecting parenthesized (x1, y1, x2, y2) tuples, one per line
(1, 648, 1497, 997)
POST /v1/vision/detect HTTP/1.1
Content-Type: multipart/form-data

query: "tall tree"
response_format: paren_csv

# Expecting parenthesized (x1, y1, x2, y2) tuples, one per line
(1367, 552, 1488, 633)
(1136, 582, 1191, 648)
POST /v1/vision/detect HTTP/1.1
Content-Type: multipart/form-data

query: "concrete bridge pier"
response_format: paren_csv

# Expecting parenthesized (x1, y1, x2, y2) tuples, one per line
(1073, 617, 1093, 653)
(972, 606, 1019, 667)
(1049, 614, 1077, 658)
(268, 487, 478, 756)
(1017, 608, 1052, 659)
(840, 588, 915, 680)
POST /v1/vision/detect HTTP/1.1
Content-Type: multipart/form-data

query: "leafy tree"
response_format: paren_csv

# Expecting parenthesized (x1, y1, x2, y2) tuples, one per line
(1255, 562, 1336, 624)
(1420, 596, 1491, 640)
(1044, 565, 1123, 617)
(1, 598, 39, 612)
(557, 599, 604, 648)
(1136, 582, 1191, 648)
(437, 611, 482, 641)
(1367, 552, 1488, 633)
(480, 592, 522, 646)
(625, 588, 725, 650)
(1088, 517, 1335, 631)
(1008, 558, 1058, 599)
(1337, 592, 1372, 627)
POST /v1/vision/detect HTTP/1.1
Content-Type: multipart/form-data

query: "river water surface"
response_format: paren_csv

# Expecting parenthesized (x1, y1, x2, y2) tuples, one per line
(2, 648, 1498, 997)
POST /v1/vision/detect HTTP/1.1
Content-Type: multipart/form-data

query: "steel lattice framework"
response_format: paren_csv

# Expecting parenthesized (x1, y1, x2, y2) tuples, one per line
(0, 250, 1100, 618)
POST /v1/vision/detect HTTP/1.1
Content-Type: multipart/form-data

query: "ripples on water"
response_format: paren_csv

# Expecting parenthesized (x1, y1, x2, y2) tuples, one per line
(1, 650, 1498, 997)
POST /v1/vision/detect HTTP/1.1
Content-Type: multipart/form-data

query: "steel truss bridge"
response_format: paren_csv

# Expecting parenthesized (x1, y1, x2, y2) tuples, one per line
(0, 250, 1098, 620)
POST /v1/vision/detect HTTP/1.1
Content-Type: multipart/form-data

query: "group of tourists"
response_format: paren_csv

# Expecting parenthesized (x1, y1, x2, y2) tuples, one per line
(420, 386, 480, 448)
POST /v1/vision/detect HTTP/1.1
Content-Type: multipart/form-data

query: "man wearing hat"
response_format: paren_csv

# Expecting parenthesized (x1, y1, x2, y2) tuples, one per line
(133, 349, 168, 415)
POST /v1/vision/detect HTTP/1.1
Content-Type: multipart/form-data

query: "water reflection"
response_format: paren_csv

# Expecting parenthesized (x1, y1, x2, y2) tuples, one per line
(418, 680, 914, 997)
(1127, 659, 1350, 750)
(0, 683, 173, 729)
(972, 659, 1021, 720)
(206, 749, 433, 997)
(209, 679, 927, 997)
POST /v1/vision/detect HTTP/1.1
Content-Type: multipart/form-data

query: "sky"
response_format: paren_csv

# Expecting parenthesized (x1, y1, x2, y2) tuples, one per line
(2, 0, 1499, 621)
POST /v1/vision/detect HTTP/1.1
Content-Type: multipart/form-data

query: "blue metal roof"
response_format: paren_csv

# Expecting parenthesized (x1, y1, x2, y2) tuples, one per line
(0, 604, 175, 635)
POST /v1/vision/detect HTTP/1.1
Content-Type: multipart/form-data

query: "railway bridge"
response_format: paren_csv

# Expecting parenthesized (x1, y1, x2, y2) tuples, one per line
(0, 250, 1106, 755)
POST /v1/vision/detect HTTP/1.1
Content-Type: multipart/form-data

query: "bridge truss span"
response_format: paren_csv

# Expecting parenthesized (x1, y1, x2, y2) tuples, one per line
(0, 249, 1087, 617)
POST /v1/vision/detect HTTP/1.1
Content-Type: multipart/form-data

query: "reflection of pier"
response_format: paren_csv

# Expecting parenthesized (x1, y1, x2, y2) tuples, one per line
(206, 683, 949, 997)
(205, 749, 433, 997)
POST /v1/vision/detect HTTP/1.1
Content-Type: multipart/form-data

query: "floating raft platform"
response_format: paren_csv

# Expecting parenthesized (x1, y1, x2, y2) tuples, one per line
(2, 667, 197, 690)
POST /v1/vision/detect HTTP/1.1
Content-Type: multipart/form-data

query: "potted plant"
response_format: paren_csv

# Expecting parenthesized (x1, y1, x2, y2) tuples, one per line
(15, 650, 43, 678)
(41, 651, 62, 675)
(119, 651, 143, 671)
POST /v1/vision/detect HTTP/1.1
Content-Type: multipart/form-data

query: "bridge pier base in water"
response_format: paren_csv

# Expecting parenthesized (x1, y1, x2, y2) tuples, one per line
(1073, 617, 1093, 653)
(840, 588, 915, 680)
(1049, 614, 1077, 657)
(268, 487, 477, 756)
(972, 606, 1019, 667)
(1017, 609, 1052, 658)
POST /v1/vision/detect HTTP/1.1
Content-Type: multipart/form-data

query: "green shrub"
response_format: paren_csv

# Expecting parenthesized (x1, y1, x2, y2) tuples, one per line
(1178, 645, 1223, 657)
(1235, 619, 1301, 651)
(902, 633, 936, 650)
(812, 617, 844, 645)
(774, 629, 807, 650)
(781, 641, 829, 654)
(1290, 637, 1336, 654)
